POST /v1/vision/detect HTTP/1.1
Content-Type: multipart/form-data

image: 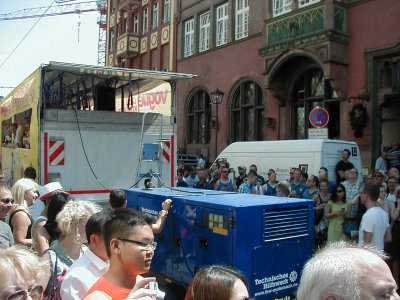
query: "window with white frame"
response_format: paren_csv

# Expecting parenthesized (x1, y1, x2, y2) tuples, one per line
(273, 0, 292, 17)
(163, 0, 170, 23)
(133, 14, 139, 34)
(299, 0, 320, 8)
(216, 3, 228, 46)
(142, 7, 148, 33)
(184, 18, 194, 57)
(235, 0, 249, 40)
(152, 2, 159, 29)
(199, 12, 210, 52)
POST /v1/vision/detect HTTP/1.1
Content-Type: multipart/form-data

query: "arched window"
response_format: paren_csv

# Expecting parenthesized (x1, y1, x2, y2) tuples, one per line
(231, 80, 264, 141)
(187, 90, 211, 144)
(292, 69, 325, 139)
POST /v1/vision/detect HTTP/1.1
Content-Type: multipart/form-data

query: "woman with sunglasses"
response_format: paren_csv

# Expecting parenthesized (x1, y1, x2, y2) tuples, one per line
(325, 183, 349, 243)
(0, 246, 48, 300)
(6, 178, 38, 247)
(185, 265, 250, 300)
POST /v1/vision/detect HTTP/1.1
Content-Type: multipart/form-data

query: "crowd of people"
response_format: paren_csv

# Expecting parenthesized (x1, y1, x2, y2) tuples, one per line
(178, 149, 400, 288)
(0, 167, 175, 300)
(1, 142, 400, 299)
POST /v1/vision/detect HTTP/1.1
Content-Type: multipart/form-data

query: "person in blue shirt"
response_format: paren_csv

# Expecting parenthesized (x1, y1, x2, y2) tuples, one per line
(194, 169, 213, 190)
(303, 175, 320, 200)
(238, 171, 258, 194)
(290, 168, 307, 198)
(318, 167, 336, 194)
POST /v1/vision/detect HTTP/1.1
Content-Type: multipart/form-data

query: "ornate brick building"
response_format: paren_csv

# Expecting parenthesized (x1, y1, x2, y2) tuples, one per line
(175, 0, 400, 173)
(105, 0, 400, 173)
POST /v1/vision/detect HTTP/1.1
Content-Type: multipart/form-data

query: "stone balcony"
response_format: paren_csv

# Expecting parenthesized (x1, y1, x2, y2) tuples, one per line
(116, 33, 140, 58)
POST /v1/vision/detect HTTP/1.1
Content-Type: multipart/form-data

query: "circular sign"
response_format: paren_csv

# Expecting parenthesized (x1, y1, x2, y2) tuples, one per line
(309, 107, 329, 128)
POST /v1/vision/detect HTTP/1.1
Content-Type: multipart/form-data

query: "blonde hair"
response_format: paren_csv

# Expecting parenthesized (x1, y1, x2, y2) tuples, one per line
(56, 200, 102, 236)
(11, 178, 37, 207)
(0, 246, 48, 284)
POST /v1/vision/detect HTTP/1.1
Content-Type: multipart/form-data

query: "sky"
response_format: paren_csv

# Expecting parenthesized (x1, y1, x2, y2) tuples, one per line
(0, 0, 100, 97)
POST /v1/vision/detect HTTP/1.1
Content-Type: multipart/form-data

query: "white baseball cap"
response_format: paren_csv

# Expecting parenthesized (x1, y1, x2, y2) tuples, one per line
(40, 182, 65, 201)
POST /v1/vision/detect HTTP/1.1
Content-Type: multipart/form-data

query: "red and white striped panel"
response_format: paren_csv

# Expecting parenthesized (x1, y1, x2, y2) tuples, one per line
(49, 138, 65, 166)
(162, 140, 171, 164)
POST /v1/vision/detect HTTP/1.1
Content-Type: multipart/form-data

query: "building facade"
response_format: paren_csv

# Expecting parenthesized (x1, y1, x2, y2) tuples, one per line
(175, 0, 400, 172)
(106, 0, 176, 71)
(104, 0, 400, 172)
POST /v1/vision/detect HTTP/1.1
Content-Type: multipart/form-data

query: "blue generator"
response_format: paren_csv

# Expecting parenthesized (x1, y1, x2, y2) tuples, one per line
(125, 187, 314, 300)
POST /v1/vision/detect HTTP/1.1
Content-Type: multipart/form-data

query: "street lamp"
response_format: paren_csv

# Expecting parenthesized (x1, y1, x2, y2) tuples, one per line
(210, 88, 224, 159)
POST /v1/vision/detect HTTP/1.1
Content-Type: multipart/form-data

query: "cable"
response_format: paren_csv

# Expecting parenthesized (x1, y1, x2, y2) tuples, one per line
(0, 0, 57, 70)
(73, 107, 152, 190)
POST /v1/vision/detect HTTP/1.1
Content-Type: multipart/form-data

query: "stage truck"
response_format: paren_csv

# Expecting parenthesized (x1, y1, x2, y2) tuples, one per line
(0, 62, 195, 202)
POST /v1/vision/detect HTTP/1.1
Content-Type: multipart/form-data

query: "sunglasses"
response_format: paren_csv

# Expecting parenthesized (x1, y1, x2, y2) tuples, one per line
(0, 198, 14, 204)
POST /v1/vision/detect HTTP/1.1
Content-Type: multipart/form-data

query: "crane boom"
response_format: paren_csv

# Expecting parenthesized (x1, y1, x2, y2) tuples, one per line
(0, 1, 99, 21)
(0, 1, 107, 65)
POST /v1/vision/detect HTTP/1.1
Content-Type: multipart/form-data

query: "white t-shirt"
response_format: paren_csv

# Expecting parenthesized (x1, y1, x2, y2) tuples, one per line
(358, 206, 389, 250)
(60, 248, 109, 300)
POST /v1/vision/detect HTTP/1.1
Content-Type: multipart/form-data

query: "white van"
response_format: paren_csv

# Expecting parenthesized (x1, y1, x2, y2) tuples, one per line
(216, 139, 363, 183)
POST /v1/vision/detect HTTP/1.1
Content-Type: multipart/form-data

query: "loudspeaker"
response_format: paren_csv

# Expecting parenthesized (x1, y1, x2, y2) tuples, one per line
(94, 86, 116, 111)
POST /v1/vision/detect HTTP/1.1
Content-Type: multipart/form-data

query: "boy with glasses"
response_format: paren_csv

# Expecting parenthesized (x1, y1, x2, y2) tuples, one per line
(84, 208, 158, 299)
